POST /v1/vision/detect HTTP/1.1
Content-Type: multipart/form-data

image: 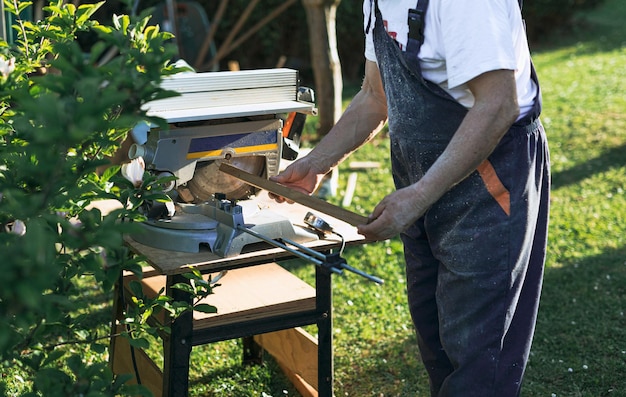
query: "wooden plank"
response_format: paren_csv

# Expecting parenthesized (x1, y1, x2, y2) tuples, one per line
(192, 264, 316, 329)
(111, 324, 163, 397)
(219, 163, 369, 227)
(342, 172, 358, 207)
(348, 161, 381, 170)
(277, 365, 318, 397)
(254, 327, 318, 395)
(128, 263, 317, 329)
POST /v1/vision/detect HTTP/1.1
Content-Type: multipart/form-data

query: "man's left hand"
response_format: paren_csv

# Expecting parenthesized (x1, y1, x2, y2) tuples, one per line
(356, 186, 427, 240)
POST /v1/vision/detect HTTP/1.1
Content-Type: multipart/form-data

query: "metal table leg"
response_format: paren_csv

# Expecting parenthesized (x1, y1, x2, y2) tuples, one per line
(162, 274, 193, 397)
(316, 266, 334, 397)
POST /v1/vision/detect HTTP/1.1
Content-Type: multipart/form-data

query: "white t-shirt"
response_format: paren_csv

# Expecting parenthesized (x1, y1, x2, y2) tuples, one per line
(363, 0, 537, 117)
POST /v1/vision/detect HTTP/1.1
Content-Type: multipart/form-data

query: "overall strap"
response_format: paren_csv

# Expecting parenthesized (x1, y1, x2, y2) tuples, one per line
(406, 0, 429, 58)
(365, 0, 374, 34)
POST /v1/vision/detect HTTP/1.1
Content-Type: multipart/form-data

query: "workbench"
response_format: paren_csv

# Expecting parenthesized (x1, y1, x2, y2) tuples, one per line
(108, 192, 368, 397)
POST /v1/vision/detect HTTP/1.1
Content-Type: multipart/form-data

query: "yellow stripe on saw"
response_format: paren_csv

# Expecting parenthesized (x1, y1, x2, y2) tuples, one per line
(187, 143, 279, 160)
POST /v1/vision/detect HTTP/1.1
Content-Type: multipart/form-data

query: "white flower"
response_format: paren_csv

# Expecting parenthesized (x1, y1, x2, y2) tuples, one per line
(0, 56, 15, 78)
(5, 219, 26, 236)
(121, 157, 145, 188)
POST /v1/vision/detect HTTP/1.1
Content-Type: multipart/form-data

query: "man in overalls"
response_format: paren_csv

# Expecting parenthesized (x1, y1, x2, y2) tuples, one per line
(271, 0, 550, 395)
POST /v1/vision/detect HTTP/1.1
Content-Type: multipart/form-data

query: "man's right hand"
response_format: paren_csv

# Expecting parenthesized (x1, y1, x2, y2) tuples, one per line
(270, 60, 387, 204)
(268, 157, 327, 203)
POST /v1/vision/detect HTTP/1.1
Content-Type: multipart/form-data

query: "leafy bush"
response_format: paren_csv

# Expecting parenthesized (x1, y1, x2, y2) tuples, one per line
(0, 1, 203, 395)
(522, 0, 607, 41)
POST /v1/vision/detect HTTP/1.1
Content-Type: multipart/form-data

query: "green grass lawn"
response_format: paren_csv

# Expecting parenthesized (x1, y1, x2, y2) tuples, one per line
(183, 1, 626, 395)
(519, 1, 626, 395)
(6, 1, 624, 396)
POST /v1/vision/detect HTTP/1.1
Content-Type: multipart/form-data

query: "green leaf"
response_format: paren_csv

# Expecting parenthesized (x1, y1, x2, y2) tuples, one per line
(170, 282, 194, 295)
(41, 349, 66, 367)
(194, 303, 217, 314)
(193, 277, 210, 288)
(128, 280, 144, 298)
(75, 2, 103, 25)
(140, 307, 153, 323)
(64, 3, 76, 16)
(90, 342, 107, 354)
(34, 368, 72, 392)
(127, 336, 150, 350)
(182, 267, 202, 280)
(66, 354, 83, 374)
(17, 1, 33, 14)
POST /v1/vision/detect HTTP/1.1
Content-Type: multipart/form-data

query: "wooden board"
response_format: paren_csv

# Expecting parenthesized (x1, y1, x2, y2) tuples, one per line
(128, 263, 317, 330)
(110, 324, 163, 397)
(254, 328, 319, 397)
(219, 163, 370, 227)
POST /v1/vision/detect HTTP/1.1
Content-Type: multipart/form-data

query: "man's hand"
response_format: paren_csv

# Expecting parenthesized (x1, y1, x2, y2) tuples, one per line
(356, 185, 428, 241)
(268, 157, 327, 203)
(270, 60, 387, 204)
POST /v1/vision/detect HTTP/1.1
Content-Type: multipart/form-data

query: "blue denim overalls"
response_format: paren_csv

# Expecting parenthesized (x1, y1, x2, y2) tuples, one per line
(370, 0, 550, 395)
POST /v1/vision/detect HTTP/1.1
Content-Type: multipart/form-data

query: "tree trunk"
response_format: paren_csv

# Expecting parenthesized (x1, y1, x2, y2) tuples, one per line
(302, 0, 343, 136)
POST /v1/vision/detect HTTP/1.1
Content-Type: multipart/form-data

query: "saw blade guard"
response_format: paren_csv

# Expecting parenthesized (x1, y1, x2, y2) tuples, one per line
(127, 68, 316, 203)
(128, 118, 283, 202)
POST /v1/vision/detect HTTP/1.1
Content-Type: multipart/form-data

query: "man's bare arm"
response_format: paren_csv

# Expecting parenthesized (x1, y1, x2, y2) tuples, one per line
(304, 60, 388, 174)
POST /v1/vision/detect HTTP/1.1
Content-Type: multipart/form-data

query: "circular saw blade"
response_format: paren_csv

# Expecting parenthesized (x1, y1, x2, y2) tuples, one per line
(183, 157, 266, 202)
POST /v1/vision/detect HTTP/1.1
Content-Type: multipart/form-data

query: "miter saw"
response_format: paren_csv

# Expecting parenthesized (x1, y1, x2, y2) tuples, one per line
(127, 68, 320, 257)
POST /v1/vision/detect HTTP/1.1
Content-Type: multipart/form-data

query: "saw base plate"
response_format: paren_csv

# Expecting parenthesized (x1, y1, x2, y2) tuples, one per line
(131, 208, 319, 257)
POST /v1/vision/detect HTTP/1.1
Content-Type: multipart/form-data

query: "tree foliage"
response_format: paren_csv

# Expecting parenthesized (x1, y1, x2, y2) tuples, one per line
(0, 1, 212, 395)
(179, 0, 607, 82)
(522, 0, 607, 41)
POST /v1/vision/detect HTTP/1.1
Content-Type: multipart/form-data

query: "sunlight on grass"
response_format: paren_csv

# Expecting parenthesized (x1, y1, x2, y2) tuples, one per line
(525, 2, 626, 392)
